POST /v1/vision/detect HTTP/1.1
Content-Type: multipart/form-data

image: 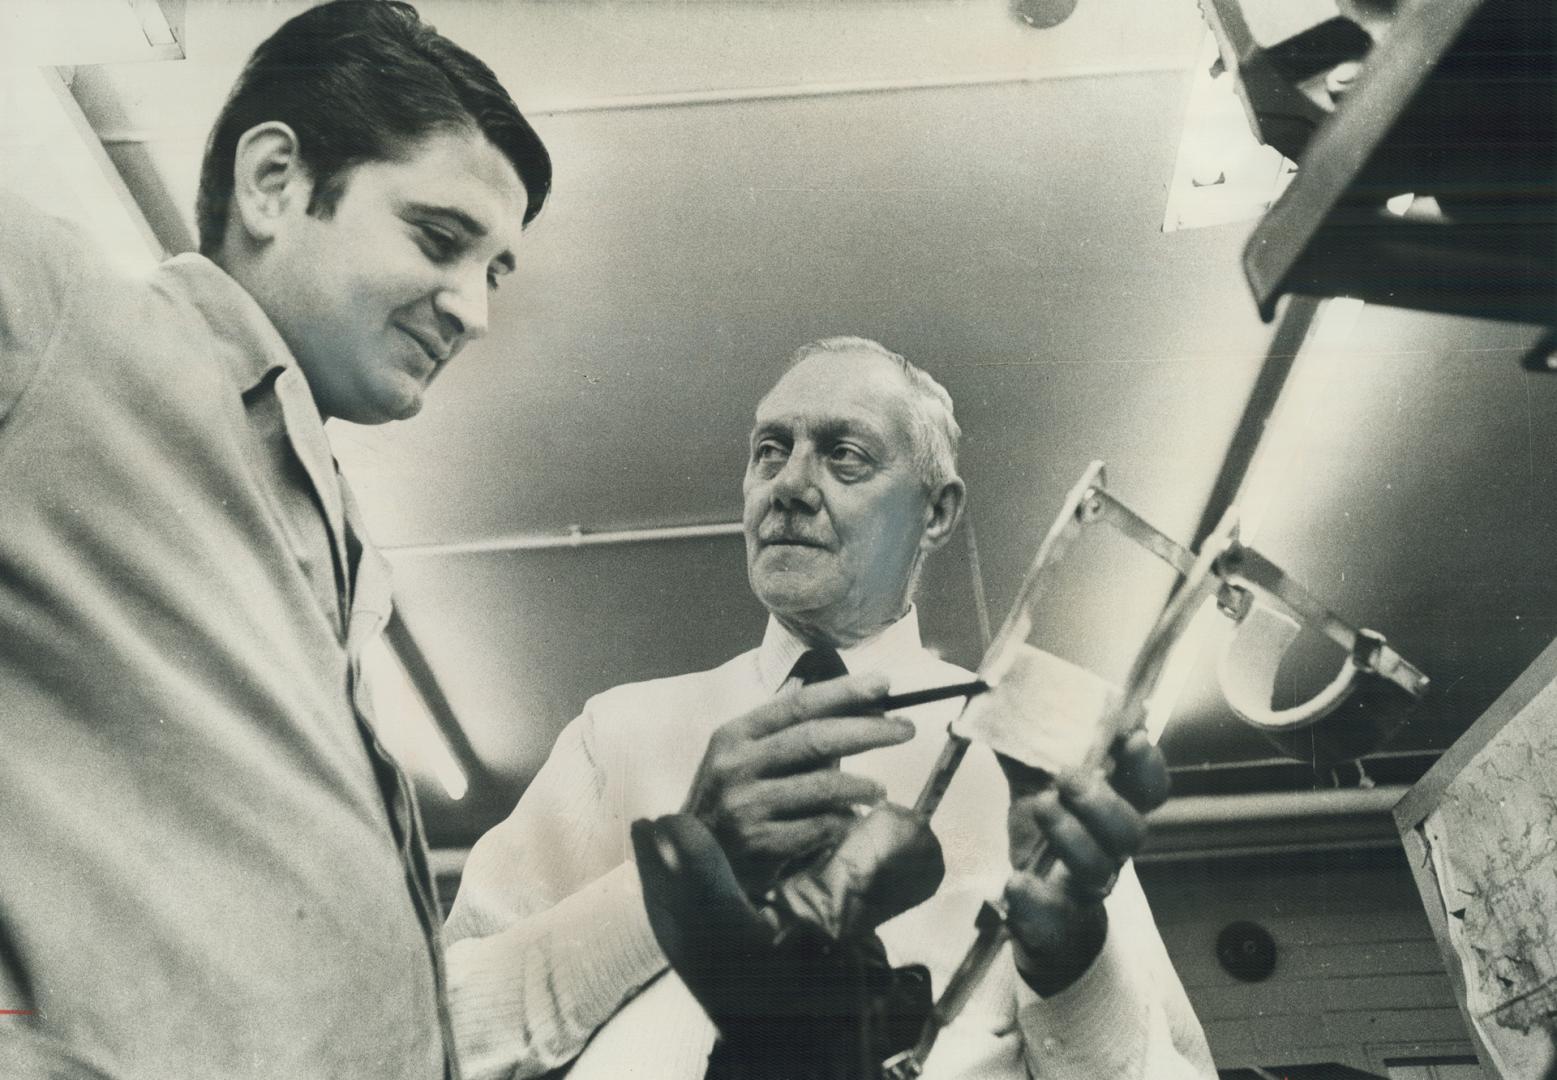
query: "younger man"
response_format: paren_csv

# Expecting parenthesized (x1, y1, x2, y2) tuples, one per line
(0, 4, 547, 1076)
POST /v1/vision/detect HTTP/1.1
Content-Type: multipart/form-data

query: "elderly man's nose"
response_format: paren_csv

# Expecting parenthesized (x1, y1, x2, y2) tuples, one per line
(769, 450, 820, 509)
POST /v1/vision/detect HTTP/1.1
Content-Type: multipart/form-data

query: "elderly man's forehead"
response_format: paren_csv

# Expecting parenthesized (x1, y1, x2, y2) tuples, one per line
(759, 351, 912, 409)
(751, 363, 915, 447)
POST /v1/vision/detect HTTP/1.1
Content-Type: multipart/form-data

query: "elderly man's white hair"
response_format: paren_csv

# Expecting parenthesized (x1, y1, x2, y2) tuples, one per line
(785, 336, 962, 494)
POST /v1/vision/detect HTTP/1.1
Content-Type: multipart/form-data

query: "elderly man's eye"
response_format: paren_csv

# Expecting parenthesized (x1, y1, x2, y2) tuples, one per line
(752, 440, 789, 473)
(829, 444, 871, 472)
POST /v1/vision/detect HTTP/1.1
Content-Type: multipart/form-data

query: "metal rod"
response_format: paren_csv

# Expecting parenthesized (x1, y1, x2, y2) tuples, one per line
(1186, 295, 1321, 552)
(890, 832, 1066, 1077)
(1090, 489, 1194, 576)
(962, 504, 995, 652)
(885, 900, 1014, 1079)
(909, 736, 971, 818)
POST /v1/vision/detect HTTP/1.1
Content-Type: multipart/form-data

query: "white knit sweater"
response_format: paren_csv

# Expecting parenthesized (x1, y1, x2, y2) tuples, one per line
(443, 611, 1215, 1080)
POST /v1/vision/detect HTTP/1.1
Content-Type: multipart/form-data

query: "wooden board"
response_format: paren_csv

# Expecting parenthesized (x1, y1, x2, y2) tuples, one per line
(1395, 635, 1557, 1078)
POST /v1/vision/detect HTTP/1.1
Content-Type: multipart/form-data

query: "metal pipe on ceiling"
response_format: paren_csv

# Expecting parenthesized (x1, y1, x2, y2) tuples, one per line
(1138, 784, 1407, 862)
(88, 60, 1195, 147)
(379, 521, 745, 559)
(428, 785, 1410, 876)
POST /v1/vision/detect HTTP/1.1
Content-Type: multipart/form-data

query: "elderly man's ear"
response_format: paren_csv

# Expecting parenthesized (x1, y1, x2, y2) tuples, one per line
(922, 478, 967, 553)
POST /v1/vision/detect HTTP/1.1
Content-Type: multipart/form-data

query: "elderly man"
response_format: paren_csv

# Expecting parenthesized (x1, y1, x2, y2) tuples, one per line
(445, 337, 1214, 1079)
(0, 3, 548, 1075)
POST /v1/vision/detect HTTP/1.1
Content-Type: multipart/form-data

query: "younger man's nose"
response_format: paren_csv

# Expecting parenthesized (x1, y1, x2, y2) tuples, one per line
(434, 267, 490, 345)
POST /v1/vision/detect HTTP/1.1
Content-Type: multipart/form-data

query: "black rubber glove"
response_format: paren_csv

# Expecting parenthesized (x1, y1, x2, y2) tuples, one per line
(632, 804, 944, 1080)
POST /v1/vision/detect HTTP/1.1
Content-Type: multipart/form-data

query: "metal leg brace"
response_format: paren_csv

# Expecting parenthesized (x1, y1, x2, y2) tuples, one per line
(881, 463, 1428, 1079)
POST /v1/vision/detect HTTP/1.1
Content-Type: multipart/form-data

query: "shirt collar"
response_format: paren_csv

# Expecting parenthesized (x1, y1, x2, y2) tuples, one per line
(756, 607, 925, 693)
(158, 252, 303, 400)
(156, 252, 344, 554)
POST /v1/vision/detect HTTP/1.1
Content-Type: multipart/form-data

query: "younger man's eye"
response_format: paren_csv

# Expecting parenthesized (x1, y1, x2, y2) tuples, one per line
(418, 224, 458, 260)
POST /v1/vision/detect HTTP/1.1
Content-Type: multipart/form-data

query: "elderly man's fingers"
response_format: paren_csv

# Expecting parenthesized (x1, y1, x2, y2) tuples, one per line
(1002, 868, 1110, 996)
(1013, 789, 1122, 894)
(1054, 770, 1150, 861)
(1003, 863, 1073, 928)
(1003, 867, 1107, 951)
(741, 814, 854, 862)
(758, 714, 915, 773)
(1107, 729, 1172, 813)
(735, 673, 893, 738)
(733, 771, 886, 819)
(994, 752, 1054, 799)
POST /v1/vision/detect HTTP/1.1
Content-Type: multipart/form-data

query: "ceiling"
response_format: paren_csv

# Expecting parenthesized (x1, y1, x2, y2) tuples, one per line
(31, 0, 1557, 845)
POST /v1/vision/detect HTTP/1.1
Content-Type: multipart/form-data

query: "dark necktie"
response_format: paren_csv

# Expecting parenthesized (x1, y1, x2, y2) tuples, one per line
(788, 647, 848, 686)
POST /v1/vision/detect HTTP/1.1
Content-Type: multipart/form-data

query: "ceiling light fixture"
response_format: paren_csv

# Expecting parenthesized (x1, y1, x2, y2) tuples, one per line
(361, 633, 469, 801)
(1009, 0, 1078, 29)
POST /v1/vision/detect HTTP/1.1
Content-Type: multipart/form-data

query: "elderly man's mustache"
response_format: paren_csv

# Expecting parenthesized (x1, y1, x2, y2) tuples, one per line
(757, 518, 832, 548)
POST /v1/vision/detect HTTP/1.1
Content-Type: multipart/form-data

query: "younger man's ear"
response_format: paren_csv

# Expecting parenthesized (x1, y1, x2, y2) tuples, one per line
(921, 477, 966, 553)
(230, 122, 309, 244)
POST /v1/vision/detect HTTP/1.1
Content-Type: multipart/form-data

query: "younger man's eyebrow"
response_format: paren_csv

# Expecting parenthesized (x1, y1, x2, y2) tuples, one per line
(405, 201, 516, 271)
(406, 201, 486, 236)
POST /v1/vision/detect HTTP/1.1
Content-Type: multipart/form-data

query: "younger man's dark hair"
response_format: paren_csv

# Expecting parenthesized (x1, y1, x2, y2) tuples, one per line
(195, 0, 551, 255)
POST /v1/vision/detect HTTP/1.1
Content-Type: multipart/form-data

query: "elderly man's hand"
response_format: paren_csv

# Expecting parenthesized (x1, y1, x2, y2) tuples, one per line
(1000, 729, 1171, 996)
(681, 673, 914, 898)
